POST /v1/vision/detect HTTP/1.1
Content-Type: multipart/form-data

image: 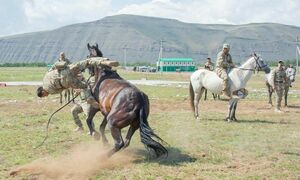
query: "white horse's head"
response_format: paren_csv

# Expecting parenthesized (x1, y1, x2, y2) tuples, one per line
(286, 67, 296, 82)
(252, 53, 271, 73)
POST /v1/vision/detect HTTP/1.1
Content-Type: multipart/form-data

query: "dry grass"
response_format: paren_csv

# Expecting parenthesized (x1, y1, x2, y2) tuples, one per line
(0, 70, 300, 179)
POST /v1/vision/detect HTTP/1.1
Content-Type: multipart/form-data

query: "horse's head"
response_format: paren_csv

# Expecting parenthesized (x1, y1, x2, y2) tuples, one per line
(252, 53, 270, 74)
(286, 67, 296, 82)
(87, 43, 103, 58)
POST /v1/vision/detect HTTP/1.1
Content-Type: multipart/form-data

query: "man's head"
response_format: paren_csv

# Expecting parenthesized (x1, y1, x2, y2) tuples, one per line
(59, 52, 65, 61)
(278, 60, 284, 69)
(36, 86, 49, 97)
(207, 57, 211, 62)
(289, 64, 294, 68)
(222, 43, 230, 54)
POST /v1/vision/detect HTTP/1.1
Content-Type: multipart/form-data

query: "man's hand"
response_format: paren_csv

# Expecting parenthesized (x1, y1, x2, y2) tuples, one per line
(73, 89, 81, 96)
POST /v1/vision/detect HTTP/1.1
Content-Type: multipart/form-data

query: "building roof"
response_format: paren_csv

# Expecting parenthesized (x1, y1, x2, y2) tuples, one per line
(159, 58, 193, 62)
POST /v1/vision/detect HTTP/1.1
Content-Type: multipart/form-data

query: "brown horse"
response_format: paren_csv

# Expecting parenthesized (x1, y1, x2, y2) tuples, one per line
(85, 44, 167, 158)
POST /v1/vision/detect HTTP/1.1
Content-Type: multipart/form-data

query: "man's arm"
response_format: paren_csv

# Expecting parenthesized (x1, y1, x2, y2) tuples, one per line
(216, 52, 227, 68)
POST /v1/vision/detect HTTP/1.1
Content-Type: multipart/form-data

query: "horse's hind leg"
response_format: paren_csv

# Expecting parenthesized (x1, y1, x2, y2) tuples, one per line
(123, 123, 138, 149)
(194, 88, 204, 119)
(107, 126, 124, 157)
(99, 117, 109, 145)
(204, 89, 207, 101)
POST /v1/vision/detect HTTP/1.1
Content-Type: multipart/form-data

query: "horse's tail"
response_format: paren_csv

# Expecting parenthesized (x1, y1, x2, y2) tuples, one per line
(138, 93, 168, 158)
(189, 81, 195, 113)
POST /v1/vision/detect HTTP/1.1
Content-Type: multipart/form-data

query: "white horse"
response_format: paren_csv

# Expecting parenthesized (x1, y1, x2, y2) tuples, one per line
(189, 54, 270, 121)
(266, 66, 296, 107)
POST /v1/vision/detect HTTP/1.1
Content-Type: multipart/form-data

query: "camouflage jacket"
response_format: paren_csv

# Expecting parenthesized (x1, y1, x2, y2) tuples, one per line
(43, 57, 114, 94)
(271, 67, 287, 85)
(215, 51, 234, 70)
(204, 62, 214, 71)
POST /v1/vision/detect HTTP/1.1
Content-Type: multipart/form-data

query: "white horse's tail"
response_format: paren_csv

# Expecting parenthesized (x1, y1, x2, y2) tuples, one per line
(189, 81, 195, 113)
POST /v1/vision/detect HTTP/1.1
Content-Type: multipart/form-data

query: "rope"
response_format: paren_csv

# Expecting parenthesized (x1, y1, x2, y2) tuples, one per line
(34, 93, 79, 149)
(234, 67, 255, 71)
(35, 75, 92, 149)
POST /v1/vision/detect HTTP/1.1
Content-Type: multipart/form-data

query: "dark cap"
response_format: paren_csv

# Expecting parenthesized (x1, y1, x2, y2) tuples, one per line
(36, 86, 44, 97)
(278, 60, 284, 64)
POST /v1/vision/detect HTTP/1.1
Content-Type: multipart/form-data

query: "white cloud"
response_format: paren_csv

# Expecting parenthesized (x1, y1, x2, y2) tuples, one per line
(1, 0, 300, 37)
(117, 0, 300, 26)
(23, 0, 112, 27)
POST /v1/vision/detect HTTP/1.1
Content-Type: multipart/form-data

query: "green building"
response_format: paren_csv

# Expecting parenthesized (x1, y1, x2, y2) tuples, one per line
(157, 58, 195, 72)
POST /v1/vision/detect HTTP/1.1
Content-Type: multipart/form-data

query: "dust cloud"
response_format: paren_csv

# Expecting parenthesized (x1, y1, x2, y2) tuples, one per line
(10, 142, 139, 179)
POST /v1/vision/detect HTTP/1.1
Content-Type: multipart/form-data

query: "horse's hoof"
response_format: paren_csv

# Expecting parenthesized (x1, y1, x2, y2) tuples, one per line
(225, 117, 232, 122)
(92, 132, 101, 141)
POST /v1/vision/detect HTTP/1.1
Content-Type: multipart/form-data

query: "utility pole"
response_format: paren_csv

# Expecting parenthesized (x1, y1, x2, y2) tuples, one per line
(123, 46, 128, 69)
(158, 39, 165, 60)
(296, 36, 299, 74)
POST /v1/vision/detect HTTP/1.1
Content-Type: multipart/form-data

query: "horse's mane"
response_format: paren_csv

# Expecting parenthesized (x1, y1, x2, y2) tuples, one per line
(92, 68, 122, 101)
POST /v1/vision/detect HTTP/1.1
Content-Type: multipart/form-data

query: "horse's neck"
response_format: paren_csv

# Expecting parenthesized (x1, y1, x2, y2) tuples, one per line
(229, 57, 256, 88)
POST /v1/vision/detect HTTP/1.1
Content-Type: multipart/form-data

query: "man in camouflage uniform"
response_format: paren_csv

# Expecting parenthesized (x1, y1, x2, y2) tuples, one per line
(215, 43, 235, 97)
(204, 57, 214, 71)
(271, 60, 288, 112)
(50, 52, 71, 71)
(36, 57, 119, 108)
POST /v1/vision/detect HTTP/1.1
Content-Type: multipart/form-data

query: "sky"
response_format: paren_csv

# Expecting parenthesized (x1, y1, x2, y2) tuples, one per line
(1, 0, 300, 37)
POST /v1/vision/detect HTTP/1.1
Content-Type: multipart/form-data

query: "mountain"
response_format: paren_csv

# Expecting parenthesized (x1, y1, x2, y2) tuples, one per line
(0, 14, 299, 64)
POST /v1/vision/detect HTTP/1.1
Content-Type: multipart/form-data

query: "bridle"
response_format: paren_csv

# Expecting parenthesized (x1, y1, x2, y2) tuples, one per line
(235, 55, 266, 72)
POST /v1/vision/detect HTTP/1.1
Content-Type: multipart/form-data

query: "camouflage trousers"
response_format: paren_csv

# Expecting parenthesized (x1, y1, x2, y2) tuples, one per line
(71, 101, 91, 128)
(216, 68, 230, 96)
(274, 83, 285, 109)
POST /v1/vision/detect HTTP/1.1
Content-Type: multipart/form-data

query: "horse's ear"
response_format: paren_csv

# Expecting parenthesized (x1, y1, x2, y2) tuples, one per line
(96, 43, 98, 48)
(253, 52, 257, 57)
(87, 43, 91, 49)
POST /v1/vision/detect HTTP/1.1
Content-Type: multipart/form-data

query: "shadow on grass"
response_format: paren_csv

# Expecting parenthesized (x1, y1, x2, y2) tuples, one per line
(286, 105, 300, 109)
(133, 147, 197, 166)
(206, 118, 290, 124)
(282, 151, 300, 156)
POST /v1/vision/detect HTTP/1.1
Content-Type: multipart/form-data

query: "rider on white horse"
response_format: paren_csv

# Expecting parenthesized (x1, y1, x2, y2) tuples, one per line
(215, 44, 235, 98)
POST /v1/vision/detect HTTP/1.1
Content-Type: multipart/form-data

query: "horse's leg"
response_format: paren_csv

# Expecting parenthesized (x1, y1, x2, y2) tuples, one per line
(194, 88, 204, 119)
(59, 92, 63, 104)
(99, 116, 109, 145)
(232, 100, 238, 121)
(123, 122, 139, 149)
(107, 126, 124, 157)
(212, 93, 217, 100)
(86, 107, 99, 138)
(226, 99, 235, 122)
(284, 86, 289, 107)
(67, 89, 71, 102)
(204, 89, 207, 101)
(267, 84, 273, 105)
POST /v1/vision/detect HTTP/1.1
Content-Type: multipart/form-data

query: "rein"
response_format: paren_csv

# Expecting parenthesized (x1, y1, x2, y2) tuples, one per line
(35, 75, 92, 149)
(234, 67, 256, 71)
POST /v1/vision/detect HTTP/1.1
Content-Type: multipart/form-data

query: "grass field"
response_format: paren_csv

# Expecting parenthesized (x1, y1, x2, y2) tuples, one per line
(0, 67, 300, 179)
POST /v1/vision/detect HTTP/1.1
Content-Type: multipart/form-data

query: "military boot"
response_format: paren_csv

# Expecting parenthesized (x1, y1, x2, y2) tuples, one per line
(222, 81, 231, 98)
